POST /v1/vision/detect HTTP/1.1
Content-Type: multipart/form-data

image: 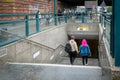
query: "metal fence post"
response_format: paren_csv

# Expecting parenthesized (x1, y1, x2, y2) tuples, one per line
(65, 14, 67, 23)
(54, 0, 57, 26)
(36, 14, 40, 32)
(110, 18, 114, 58)
(114, 0, 120, 66)
(25, 15, 29, 36)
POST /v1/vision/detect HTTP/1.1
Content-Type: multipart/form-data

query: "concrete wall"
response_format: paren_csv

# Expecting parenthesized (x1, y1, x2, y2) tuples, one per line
(0, 24, 68, 64)
(28, 24, 68, 49)
(98, 24, 120, 80)
(0, 40, 53, 63)
(66, 23, 99, 39)
(111, 69, 120, 80)
(98, 24, 112, 80)
(67, 23, 99, 32)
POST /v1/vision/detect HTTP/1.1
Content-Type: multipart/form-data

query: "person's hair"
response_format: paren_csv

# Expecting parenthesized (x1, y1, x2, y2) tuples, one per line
(81, 39, 87, 46)
(71, 36, 75, 40)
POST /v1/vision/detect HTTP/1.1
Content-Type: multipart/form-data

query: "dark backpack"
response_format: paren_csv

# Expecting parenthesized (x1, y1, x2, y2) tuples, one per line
(65, 42, 72, 53)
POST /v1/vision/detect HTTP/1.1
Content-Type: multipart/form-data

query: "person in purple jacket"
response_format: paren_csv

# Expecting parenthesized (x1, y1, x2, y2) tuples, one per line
(79, 39, 91, 65)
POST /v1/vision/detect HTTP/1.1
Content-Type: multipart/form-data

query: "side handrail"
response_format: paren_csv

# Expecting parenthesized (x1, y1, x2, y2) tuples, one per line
(99, 27, 106, 46)
(24, 39, 54, 50)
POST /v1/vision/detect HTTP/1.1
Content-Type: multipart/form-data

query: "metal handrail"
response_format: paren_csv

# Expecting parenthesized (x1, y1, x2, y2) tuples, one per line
(99, 26, 106, 46)
(24, 39, 54, 51)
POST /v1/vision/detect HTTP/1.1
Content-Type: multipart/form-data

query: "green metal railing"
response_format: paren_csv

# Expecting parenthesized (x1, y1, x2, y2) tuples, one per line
(0, 12, 99, 47)
(0, 13, 68, 47)
(100, 13, 113, 57)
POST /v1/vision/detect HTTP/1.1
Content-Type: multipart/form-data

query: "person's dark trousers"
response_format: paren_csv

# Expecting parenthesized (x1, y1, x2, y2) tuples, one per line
(82, 56, 88, 65)
(69, 51, 77, 65)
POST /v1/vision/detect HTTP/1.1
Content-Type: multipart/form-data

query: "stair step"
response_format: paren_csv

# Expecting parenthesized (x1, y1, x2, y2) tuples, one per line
(4, 63, 102, 80)
(57, 57, 99, 66)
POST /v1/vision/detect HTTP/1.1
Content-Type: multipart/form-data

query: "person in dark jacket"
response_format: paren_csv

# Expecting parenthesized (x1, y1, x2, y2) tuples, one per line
(79, 39, 91, 65)
(58, 9, 62, 24)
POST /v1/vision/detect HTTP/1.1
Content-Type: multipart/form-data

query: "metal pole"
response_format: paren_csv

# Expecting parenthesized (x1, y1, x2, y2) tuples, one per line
(110, 15, 114, 58)
(36, 13, 40, 32)
(25, 15, 29, 36)
(114, 0, 120, 66)
(54, 0, 57, 25)
(82, 12, 84, 23)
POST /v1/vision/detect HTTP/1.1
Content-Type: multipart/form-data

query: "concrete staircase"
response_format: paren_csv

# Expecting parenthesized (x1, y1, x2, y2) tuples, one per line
(0, 63, 102, 80)
(57, 57, 99, 66)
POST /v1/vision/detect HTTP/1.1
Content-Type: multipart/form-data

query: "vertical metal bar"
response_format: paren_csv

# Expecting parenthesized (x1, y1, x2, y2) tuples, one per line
(82, 12, 84, 23)
(99, 14, 101, 23)
(25, 15, 29, 36)
(111, 0, 114, 58)
(54, 0, 57, 25)
(36, 14, 40, 32)
(65, 14, 67, 23)
(110, 15, 114, 58)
